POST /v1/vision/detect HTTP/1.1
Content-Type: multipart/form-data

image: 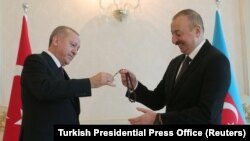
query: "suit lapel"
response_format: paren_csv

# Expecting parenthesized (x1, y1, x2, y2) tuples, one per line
(169, 40, 212, 104)
(164, 54, 184, 104)
(58, 65, 80, 115)
(41, 52, 63, 79)
(171, 55, 185, 89)
(62, 69, 70, 80)
(41, 52, 80, 115)
(174, 40, 211, 89)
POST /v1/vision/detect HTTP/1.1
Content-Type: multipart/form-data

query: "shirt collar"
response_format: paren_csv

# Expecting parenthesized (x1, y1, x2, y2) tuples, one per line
(188, 39, 206, 60)
(45, 50, 61, 68)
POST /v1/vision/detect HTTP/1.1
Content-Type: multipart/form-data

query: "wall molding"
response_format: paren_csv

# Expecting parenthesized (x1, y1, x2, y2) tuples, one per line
(239, 0, 250, 96)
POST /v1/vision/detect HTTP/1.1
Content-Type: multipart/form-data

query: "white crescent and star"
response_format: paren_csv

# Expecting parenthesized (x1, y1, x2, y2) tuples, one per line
(15, 109, 22, 125)
(15, 65, 23, 76)
(223, 102, 238, 124)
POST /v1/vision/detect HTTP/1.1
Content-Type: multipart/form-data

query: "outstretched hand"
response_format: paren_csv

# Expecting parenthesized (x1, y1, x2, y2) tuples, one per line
(89, 72, 115, 88)
(119, 69, 137, 90)
(128, 107, 157, 125)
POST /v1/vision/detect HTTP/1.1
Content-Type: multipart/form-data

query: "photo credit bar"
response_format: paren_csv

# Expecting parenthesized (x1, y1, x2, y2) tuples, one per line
(54, 125, 249, 139)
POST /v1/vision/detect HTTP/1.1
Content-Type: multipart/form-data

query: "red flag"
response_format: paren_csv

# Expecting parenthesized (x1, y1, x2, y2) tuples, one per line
(3, 16, 31, 141)
(221, 93, 245, 124)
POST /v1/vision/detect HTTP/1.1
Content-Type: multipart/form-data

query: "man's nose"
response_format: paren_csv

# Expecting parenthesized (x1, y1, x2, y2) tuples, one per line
(72, 48, 78, 55)
(172, 36, 177, 44)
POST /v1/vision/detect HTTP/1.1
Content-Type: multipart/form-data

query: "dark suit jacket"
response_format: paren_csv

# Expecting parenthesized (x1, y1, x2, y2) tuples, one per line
(130, 40, 231, 124)
(19, 52, 91, 141)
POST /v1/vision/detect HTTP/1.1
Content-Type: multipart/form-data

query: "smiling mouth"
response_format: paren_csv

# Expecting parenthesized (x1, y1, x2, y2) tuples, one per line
(178, 44, 184, 48)
(68, 55, 73, 60)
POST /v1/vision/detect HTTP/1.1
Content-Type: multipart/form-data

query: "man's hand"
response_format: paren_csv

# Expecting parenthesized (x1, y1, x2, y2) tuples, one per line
(128, 107, 157, 125)
(119, 69, 137, 90)
(89, 72, 115, 88)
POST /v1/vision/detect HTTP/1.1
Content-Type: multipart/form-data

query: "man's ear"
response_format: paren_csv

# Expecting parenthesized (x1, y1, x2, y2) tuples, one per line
(52, 35, 59, 46)
(195, 25, 201, 37)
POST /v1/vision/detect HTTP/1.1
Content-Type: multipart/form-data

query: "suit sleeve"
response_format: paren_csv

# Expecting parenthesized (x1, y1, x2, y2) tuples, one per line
(21, 55, 91, 101)
(161, 53, 231, 124)
(126, 73, 169, 111)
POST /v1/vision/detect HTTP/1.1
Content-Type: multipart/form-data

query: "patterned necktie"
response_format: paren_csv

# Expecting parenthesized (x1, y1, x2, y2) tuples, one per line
(176, 56, 191, 82)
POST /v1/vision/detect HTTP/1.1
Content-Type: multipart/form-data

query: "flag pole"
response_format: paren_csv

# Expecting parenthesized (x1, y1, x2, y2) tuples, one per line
(213, 0, 247, 124)
(3, 3, 32, 141)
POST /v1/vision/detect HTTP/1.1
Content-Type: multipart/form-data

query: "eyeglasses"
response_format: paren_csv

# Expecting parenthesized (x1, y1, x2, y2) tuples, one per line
(125, 73, 136, 103)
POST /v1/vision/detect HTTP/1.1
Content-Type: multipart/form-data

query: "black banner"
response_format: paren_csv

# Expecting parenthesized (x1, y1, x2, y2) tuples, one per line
(54, 125, 250, 139)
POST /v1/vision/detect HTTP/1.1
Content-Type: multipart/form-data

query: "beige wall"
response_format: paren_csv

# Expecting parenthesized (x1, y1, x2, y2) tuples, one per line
(0, 0, 3, 135)
(0, 0, 249, 130)
(0, 0, 3, 106)
(240, 0, 250, 98)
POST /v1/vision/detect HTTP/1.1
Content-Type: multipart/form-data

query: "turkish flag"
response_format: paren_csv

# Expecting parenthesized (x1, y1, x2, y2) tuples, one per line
(3, 16, 31, 141)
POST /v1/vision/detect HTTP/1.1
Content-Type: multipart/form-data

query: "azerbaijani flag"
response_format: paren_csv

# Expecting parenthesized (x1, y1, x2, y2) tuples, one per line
(213, 10, 246, 124)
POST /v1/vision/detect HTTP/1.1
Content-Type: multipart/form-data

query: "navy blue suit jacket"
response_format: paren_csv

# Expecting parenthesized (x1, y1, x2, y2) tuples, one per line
(131, 40, 231, 124)
(20, 52, 91, 141)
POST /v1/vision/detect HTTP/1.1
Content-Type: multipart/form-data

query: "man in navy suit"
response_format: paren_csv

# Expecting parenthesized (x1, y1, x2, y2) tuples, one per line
(19, 26, 115, 141)
(119, 9, 231, 124)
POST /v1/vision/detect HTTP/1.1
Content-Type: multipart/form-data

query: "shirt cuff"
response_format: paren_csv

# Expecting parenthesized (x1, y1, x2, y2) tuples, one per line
(153, 113, 163, 125)
(129, 80, 138, 92)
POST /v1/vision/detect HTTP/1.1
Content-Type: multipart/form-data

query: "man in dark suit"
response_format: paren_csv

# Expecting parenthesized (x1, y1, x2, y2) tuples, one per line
(19, 26, 115, 141)
(119, 9, 231, 124)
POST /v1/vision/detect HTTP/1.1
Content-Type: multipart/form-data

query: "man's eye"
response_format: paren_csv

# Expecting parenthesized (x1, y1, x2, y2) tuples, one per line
(71, 44, 77, 48)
